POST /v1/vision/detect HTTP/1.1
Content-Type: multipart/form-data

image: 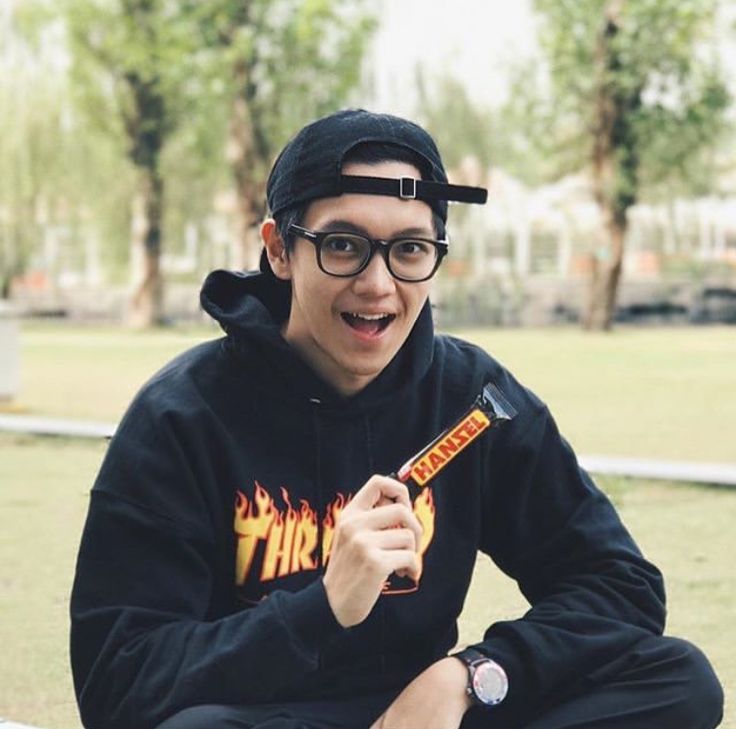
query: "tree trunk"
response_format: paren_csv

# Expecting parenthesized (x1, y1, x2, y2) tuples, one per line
(584, 0, 636, 331)
(583, 215, 626, 330)
(226, 62, 266, 271)
(128, 167, 164, 328)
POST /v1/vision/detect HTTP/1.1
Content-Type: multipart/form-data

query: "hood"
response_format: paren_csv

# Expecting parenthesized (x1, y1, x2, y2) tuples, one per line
(199, 269, 435, 411)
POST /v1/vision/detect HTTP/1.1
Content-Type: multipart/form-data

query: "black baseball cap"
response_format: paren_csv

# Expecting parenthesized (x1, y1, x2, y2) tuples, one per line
(261, 109, 487, 273)
(267, 108, 487, 220)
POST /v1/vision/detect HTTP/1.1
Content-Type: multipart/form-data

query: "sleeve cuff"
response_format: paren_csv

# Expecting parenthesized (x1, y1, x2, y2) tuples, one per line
(276, 578, 345, 656)
(470, 636, 526, 711)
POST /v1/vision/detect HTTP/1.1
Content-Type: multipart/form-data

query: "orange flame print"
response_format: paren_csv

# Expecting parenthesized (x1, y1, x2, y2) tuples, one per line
(381, 487, 437, 594)
(234, 483, 277, 585)
(321, 492, 350, 563)
(234, 483, 436, 595)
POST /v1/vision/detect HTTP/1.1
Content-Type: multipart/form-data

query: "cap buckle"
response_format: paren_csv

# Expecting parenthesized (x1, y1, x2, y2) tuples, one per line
(399, 176, 417, 200)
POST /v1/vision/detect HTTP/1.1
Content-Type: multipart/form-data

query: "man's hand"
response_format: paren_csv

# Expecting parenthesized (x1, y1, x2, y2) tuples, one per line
(369, 657, 472, 729)
(322, 475, 423, 628)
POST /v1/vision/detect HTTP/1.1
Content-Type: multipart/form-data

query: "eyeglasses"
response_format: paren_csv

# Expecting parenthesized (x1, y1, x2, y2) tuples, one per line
(288, 224, 448, 282)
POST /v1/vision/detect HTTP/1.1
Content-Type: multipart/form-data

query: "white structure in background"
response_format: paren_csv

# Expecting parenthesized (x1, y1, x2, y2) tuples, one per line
(8, 143, 736, 323)
(434, 161, 736, 325)
(450, 166, 736, 279)
(0, 301, 20, 402)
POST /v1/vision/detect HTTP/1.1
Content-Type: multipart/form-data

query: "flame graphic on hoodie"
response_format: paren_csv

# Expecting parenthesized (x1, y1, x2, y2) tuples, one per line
(234, 483, 435, 590)
(321, 492, 350, 563)
(235, 483, 322, 584)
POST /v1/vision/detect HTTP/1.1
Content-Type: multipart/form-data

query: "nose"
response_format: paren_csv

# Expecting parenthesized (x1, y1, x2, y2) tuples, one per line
(352, 248, 396, 296)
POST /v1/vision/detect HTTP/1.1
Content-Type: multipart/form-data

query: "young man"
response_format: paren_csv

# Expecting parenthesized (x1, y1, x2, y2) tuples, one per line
(70, 109, 723, 729)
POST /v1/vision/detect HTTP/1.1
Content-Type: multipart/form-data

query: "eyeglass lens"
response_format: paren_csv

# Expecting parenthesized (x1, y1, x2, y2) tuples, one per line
(319, 233, 438, 280)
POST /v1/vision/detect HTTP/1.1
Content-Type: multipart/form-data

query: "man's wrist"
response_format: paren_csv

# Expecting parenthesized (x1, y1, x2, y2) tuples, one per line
(428, 657, 475, 712)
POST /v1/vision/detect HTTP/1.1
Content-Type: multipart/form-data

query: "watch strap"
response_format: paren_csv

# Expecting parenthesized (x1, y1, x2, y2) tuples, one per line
(454, 647, 489, 668)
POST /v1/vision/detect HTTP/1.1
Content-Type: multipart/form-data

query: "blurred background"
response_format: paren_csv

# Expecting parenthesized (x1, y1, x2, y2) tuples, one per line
(1, 1, 735, 727)
(2, 0, 736, 329)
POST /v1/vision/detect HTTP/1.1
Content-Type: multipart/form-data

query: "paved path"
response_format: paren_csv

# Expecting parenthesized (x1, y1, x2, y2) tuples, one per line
(0, 414, 115, 439)
(578, 455, 736, 487)
(2, 414, 735, 487)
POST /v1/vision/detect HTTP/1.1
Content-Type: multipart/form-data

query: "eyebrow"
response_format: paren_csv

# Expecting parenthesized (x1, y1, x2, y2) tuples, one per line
(318, 219, 438, 239)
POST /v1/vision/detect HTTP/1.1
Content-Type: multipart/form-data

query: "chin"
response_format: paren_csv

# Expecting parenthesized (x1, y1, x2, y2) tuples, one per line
(342, 356, 391, 379)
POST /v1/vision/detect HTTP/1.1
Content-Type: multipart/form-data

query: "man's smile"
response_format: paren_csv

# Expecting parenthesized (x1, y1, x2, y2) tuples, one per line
(340, 311, 397, 336)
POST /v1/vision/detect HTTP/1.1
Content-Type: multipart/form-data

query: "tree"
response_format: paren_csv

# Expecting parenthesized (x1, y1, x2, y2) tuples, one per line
(1, 4, 129, 299)
(186, 0, 376, 269)
(0, 62, 54, 298)
(64, 0, 197, 327)
(534, 0, 730, 329)
(63, 0, 375, 327)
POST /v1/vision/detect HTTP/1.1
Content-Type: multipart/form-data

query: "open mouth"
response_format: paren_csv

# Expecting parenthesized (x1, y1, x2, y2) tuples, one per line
(341, 312, 396, 336)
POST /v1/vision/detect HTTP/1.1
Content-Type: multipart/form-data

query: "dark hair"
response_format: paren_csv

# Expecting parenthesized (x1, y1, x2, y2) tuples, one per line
(274, 141, 446, 252)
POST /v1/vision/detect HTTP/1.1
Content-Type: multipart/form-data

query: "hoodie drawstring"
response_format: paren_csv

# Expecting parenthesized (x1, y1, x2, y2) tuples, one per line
(365, 416, 387, 674)
(310, 398, 324, 572)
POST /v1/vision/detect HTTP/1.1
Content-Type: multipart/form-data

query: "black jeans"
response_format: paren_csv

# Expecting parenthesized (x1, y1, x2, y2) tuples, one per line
(155, 636, 724, 729)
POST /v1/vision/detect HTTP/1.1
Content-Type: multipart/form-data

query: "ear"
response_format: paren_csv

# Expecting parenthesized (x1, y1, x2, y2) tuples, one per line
(261, 219, 292, 281)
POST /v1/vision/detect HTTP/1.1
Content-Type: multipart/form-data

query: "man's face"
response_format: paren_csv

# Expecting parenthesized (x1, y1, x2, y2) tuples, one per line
(275, 160, 436, 396)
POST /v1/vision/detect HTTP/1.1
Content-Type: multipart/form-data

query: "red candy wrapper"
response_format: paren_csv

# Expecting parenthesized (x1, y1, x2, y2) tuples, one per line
(390, 382, 516, 495)
(382, 382, 516, 594)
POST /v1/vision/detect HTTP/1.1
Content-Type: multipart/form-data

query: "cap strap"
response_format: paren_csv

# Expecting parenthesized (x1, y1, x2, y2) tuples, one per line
(340, 175, 487, 205)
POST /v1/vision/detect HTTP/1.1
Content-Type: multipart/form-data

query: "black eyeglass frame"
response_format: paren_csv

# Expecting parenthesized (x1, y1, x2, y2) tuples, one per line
(288, 224, 449, 282)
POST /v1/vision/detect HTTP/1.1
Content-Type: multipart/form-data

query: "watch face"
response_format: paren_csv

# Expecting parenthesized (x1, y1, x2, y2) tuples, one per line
(472, 661, 509, 705)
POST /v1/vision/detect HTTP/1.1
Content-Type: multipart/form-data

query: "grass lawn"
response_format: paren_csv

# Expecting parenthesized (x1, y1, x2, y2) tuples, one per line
(1, 322, 734, 727)
(12, 322, 736, 462)
(451, 325, 736, 464)
(0, 433, 733, 728)
(0, 435, 108, 729)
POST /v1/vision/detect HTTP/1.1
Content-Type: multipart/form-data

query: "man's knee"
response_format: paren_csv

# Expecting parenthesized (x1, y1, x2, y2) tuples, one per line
(155, 704, 247, 729)
(655, 636, 723, 728)
(154, 704, 313, 729)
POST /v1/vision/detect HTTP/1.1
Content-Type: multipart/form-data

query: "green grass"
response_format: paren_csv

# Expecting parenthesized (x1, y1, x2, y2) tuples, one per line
(2, 323, 735, 726)
(14, 322, 217, 422)
(0, 434, 107, 729)
(449, 325, 736, 463)
(0, 434, 733, 728)
(13, 322, 736, 461)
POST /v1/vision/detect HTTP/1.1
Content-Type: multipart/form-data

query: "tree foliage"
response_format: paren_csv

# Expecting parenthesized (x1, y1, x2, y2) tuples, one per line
(8, 0, 376, 322)
(64, 0, 197, 157)
(531, 0, 731, 328)
(180, 0, 376, 267)
(0, 6, 131, 298)
(61, 0, 209, 326)
(0, 60, 58, 296)
(535, 0, 730, 195)
(416, 70, 565, 187)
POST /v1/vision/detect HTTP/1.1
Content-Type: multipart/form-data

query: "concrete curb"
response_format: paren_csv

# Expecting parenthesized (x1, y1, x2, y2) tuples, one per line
(0, 414, 115, 439)
(579, 455, 736, 488)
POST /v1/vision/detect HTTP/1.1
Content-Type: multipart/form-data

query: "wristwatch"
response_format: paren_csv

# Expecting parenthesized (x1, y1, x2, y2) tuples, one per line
(453, 647, 508, 707)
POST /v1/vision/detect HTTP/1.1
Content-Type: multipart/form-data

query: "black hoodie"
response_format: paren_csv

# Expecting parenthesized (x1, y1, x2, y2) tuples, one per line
(70, 270, 666, 729)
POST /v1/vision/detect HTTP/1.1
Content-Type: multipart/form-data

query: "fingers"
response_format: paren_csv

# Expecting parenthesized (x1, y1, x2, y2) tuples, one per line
(381, 549, 421, 581)
(360, 503, 423, 551)
(351, 475, 412, 510)
(342, 475, 423, 551)
(323, 475, 425, 627)
(373, 527, 417, 551)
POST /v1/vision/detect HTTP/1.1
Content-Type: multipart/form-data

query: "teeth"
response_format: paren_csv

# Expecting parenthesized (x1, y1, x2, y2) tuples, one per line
(348, 312, 391, 320)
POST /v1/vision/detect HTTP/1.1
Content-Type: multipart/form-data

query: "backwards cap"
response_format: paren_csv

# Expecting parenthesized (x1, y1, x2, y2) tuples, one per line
(266, 108, 487, 225)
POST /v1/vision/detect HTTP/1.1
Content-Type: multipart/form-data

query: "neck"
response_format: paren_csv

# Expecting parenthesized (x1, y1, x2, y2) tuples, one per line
(280, 322, 375, 397)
